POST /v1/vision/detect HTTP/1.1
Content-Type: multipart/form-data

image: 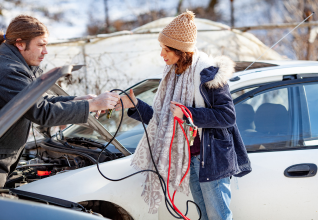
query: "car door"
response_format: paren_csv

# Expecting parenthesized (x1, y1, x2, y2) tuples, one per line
(230, 78, 318, 220)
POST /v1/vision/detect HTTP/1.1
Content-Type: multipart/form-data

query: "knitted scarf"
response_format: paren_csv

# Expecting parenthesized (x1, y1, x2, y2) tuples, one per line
(131, 49, 205, 214)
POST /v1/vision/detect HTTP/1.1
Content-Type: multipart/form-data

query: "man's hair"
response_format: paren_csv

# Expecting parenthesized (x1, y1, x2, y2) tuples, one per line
(0, 15, 48, 50)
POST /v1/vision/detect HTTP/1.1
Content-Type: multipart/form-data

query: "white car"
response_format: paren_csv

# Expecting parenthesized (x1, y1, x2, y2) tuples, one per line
(12, 60, 318, 219)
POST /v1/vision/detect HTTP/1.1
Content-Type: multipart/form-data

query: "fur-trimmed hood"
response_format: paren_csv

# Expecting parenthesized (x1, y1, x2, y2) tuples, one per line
(203, 56, 235, 89)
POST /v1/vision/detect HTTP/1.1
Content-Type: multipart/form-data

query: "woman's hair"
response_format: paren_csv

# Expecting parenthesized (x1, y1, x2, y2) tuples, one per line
(0, 15, 48, 50)
(167, 46, 194, 74)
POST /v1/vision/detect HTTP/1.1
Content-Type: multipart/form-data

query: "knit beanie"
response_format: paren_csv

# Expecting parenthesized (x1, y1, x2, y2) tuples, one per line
(158, 10, 197, 52)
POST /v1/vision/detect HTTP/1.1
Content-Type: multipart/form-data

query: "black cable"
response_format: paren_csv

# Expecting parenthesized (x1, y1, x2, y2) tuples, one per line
(95, 91, 182, 219)
(42, 143, 97, 165)
(96, 89, 201, 220)
(32, 123, 39, 157)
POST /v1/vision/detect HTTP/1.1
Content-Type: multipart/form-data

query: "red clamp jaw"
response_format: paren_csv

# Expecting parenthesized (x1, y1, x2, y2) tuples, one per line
(187, 118, 197, 137)
(174, 103, 198, 139)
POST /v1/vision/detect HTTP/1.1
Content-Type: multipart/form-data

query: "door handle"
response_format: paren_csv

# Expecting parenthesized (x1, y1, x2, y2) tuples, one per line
(284, 163, 317, 178)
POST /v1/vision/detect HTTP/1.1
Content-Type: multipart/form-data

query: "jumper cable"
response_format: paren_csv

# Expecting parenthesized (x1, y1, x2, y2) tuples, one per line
(95, 90, 202, 220)
(167, 104, 198, 220)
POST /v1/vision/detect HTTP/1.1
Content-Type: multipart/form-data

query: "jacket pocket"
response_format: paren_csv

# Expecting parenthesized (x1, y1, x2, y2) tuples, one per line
(210, 134, 235, 173)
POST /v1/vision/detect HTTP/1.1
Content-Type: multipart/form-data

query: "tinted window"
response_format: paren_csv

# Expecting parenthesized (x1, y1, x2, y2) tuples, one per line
(303, 83, 318, 146)
(235, 85, 300, 152)
(231, 87, 258, 100)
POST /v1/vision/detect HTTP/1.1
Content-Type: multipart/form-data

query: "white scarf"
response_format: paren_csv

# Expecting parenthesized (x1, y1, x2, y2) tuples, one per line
(131, 49, 214, 213)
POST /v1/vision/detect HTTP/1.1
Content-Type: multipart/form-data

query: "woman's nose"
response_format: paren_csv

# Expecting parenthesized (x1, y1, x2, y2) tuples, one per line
(160, 49, 165, 57)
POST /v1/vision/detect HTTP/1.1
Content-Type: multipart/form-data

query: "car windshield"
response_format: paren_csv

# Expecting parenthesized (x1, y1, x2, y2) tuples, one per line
(62, 79, 160, 153)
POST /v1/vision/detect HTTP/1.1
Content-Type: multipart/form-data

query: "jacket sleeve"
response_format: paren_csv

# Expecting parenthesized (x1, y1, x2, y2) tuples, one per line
(186, 84, 236, 128)
(0, 69, 89, 127)
(44, 95, 76, 103)
(127, 98, 153, 125)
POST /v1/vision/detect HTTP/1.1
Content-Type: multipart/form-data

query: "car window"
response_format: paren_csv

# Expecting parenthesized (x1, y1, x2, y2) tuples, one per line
(97, 79, 159, 134)
(235, 84, 300, 152)
(231, 87, 258, 100)
(62, 79, 160, 153)
(303, 83, 318, 146)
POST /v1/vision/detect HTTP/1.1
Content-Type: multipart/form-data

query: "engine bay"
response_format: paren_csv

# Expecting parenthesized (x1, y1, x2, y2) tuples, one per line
(5, 137, 124, 189)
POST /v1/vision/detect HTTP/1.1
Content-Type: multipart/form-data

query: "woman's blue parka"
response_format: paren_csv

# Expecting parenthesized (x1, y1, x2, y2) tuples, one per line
(128, 60, 252, 182)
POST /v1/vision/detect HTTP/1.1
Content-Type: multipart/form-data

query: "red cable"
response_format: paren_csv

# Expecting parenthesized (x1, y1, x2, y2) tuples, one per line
(167, 104, 196, 220)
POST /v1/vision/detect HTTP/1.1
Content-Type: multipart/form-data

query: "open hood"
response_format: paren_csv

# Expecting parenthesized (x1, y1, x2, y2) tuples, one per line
(0, 65, 82, 138)
(0, 65, 131, 156)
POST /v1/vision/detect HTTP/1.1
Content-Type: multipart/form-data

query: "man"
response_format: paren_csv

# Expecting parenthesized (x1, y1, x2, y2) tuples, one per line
(0, 15, 120, 187)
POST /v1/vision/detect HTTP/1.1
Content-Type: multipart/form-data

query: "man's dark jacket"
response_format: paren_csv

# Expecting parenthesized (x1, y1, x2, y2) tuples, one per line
(128, 59, 252, 182)
(0, 43, 89, 154)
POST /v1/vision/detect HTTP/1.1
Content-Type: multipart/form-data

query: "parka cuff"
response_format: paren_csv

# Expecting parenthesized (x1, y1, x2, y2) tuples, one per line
(127, 98, 140, 115)
(83, 100, 90, 123)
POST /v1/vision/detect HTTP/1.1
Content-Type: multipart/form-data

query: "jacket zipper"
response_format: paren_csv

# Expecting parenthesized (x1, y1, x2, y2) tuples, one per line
(200, 84, 212, 108)
(202, 128, 205, 168)
(199, 84, 212, 168)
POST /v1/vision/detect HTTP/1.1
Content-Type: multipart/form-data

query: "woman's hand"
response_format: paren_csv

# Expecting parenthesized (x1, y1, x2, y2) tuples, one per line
(170, 101, 184, 119)
(115, 89, 138, 111)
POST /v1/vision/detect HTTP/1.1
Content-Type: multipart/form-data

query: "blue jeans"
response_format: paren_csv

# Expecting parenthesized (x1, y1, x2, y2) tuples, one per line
(189, 155, 232, 220)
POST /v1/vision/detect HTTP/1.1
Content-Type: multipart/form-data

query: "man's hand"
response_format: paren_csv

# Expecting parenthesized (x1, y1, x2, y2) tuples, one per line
(74, 94, 97, 101)
(88, 91, 120, 112)
(170, 101, 184, 119)
(115, 89, 138, 111)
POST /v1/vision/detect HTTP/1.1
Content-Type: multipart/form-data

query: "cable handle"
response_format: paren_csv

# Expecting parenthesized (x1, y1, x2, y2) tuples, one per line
(174, 104, 197, 138)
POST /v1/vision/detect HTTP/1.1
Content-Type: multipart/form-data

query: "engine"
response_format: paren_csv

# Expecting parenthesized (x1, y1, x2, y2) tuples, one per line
(5, 137, 124, 188)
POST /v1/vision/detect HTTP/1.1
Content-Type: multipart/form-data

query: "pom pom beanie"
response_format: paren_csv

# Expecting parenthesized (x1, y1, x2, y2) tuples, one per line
(158, 10, 197, 52)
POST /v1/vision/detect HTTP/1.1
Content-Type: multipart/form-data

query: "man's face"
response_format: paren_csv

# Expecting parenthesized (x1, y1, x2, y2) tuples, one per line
(16, 33, 48, 66)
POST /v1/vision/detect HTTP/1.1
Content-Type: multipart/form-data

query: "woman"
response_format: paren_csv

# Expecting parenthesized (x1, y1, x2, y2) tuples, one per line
(116, 10, 251, 220)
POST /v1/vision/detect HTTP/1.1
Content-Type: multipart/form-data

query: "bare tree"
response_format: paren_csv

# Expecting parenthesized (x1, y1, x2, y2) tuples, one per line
(230, 0, 234, 27)
(0, 0, 67, 30)
(103, 0, 110, 33)
(190, 0, 222, 22)
(283, 0, 318, 60)
(206, 0, 218, 14)
(248, 0, 317, 60)
(177, 0, 184, 15)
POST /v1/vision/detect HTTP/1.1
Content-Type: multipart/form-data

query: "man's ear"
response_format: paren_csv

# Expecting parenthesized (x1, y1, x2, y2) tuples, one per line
(15, 38, 26, 51)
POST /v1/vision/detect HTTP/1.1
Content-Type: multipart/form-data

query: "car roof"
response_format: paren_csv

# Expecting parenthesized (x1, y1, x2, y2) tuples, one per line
(234, 60, 318, 75)
(146, 60, 318, 91)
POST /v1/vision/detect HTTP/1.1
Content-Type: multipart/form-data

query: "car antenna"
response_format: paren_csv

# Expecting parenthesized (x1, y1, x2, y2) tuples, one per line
(244, 11, 315, 72)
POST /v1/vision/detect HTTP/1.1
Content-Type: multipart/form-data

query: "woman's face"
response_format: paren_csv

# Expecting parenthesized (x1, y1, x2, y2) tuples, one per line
(160, 43, 180, 65)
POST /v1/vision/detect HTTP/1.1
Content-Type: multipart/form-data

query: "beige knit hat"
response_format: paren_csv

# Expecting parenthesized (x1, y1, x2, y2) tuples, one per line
(158, 10, 197, 52)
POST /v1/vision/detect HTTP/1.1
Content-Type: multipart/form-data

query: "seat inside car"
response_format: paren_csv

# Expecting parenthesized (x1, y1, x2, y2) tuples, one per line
(253, 103, 290, 149)
(235, 103, 257, 149)
(236, 104, 256, 132)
